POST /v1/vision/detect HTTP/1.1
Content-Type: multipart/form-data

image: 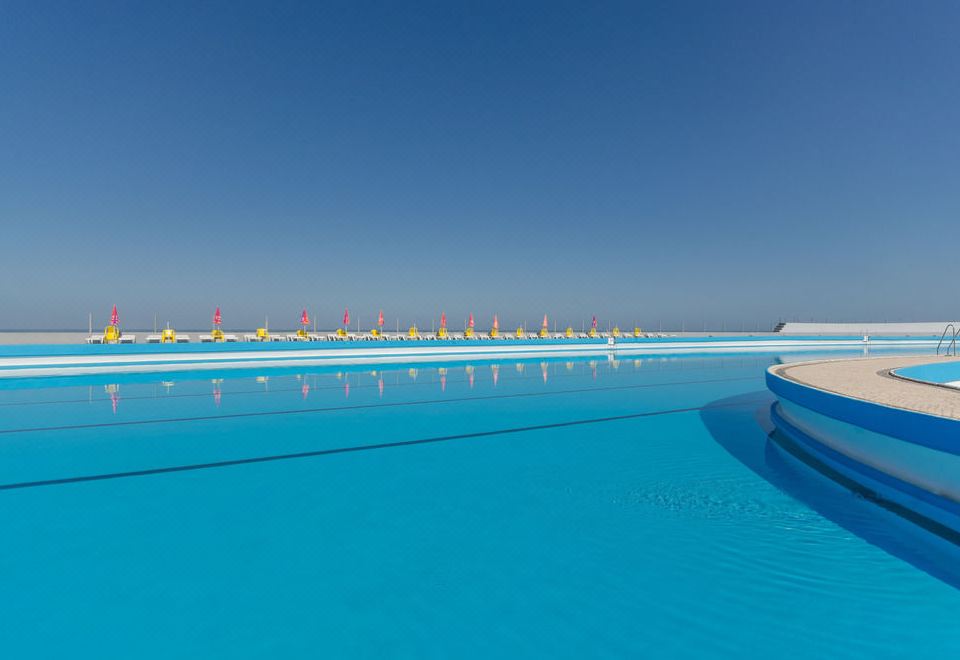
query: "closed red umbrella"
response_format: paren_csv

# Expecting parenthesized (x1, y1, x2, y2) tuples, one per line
(542, 314, 548, 328)
(110, 304, 119, 326)
(343, 308, 350, 327)
(378, 310, 384, 327)
(493, 314, 499, 330)
(440, 311, 447, 328)
(468, 313, 474, 328)
(213, 307, 222, 326)
(301, 309, 310, 326)
(591, 316, 598, 329)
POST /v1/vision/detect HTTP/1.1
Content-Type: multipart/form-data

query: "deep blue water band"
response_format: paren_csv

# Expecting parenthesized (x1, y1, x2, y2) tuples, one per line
(766, 370, 960, 455)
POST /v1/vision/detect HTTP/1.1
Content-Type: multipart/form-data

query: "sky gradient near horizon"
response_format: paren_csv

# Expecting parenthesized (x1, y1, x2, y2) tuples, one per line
(2, 1, 959, 331)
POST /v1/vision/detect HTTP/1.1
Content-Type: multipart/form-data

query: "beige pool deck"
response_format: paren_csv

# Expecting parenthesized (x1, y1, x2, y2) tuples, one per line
(771, 355, 960, 420)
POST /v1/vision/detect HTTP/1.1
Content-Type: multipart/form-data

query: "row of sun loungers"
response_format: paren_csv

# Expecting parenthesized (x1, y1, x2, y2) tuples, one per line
(199, 334, 239, 342)
(235, 333, 668, 341)
(85, 335, 137, 344)
(85, 331, 680, 344)
(146, 334, 191, 343)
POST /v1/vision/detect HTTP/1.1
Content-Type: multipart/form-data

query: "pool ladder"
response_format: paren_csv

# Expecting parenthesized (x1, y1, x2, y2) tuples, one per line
(937, 324, 957, 356)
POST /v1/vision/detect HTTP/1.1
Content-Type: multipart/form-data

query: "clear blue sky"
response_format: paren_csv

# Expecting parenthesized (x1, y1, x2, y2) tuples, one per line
(2, 1, 958, 330)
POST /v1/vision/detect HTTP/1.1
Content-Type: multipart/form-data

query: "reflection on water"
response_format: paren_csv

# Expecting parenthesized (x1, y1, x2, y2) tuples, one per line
(105, 384, 119, 414)
(0, 352, 916, 416)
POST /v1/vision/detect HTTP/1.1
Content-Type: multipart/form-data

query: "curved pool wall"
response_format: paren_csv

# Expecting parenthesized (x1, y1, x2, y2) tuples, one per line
(767, 367, 960, 538)
(0, 335, 939, 378)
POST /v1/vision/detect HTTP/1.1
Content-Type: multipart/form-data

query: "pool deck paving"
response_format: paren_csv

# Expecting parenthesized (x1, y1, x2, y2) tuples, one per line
(772, 355, 960, 420)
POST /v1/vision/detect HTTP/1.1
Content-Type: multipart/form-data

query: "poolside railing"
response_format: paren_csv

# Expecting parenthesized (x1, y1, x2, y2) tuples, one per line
(936, 324, 957, 356)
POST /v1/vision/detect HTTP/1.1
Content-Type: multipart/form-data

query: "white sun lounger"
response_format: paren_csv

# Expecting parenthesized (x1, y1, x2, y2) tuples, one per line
(118, 335, 136, 344)
(146, 334, 162, 343)
(176, 335, 191, 343)
(199, 334, 240, 342)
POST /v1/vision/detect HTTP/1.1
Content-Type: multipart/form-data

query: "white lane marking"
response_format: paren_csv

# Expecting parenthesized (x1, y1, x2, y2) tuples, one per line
(0, 338, 934, 370)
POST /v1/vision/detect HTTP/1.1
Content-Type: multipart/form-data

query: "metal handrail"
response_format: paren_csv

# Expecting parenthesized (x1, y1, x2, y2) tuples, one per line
(937, 324, 957, 356)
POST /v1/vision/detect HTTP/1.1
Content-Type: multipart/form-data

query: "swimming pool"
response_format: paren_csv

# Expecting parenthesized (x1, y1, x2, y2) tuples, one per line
(2, 347, 959, 656)
(894, 360, 960, 387)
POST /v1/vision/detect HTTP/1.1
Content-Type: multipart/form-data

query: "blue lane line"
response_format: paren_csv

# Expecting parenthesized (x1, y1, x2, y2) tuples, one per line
(0, 396, 772, 492)
(0, 364, 749, 408)
(0, 376, 763, 435)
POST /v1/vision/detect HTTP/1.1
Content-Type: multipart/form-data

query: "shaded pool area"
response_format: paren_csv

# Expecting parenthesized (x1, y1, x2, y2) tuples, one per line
(2, 348, 959, 656)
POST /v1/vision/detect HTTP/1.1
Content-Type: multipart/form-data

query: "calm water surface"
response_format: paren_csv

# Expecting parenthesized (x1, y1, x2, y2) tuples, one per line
(1, 348, 958, 657)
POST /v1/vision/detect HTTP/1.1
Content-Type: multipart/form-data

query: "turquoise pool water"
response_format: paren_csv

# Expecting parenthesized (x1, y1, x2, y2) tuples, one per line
(2, 348, 959, 657)
(894, 360, 960, 385)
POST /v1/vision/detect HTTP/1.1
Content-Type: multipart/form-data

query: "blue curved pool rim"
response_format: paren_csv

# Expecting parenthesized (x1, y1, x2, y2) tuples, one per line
(766, 366, 960, 541)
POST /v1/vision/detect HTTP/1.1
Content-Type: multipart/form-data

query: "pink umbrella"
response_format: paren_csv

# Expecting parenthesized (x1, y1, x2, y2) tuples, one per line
(343, 308, 350, 327)
(591, 316, 598, 329)
(110, 304, 119, 326)
(493, 314, 499, 330)
(213, 307, 222, 326)
(468, 313, 474, 328)
(440, 311, 447, 328)
(378, 310, 384, 327)
(300, 309, 310, 326)
(542, 314, 548, 328)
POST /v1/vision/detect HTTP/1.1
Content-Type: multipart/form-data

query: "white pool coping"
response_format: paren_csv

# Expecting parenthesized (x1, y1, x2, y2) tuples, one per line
(0, 337, 940, 379)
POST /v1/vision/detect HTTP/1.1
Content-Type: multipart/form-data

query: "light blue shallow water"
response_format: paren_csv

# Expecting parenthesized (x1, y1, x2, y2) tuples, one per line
(1, 348, 959, 657)
(894, 360, 960, 384)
